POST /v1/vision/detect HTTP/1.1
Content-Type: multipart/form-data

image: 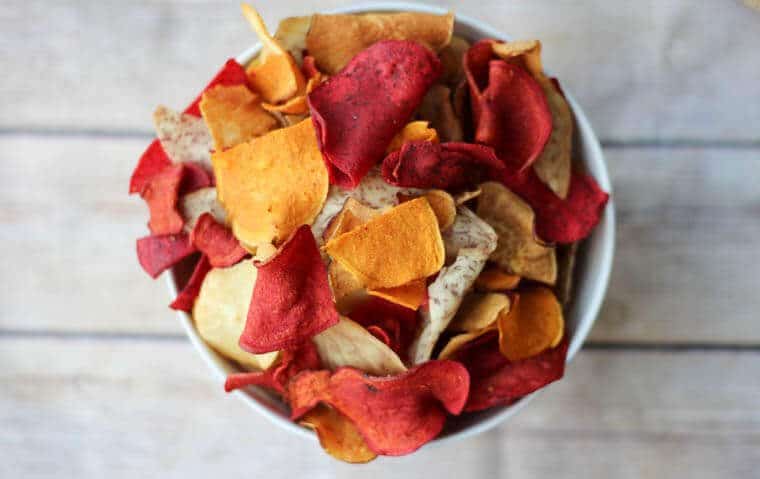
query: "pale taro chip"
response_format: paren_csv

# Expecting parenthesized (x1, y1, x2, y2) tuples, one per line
(153, 105, 213, 169)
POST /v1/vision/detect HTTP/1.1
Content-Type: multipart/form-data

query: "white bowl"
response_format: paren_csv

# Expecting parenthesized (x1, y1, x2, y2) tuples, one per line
(169, 1, 615, 448)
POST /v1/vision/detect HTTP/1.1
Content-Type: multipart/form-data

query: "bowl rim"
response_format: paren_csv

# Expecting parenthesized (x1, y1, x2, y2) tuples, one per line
(168, 0, 616, 449)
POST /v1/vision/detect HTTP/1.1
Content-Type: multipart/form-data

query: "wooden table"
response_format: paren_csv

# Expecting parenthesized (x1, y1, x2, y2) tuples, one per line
(2, 1, 759, 477)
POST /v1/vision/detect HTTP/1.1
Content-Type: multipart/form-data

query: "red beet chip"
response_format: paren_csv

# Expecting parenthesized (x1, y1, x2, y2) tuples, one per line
(451, 331, 568, 412)
(348, 296, 419, 360)
(225, 340, 322, 395)
(465, 42, 552, 172)
(184, 59, 249, 117)
(129, 140, 172, 195)
(288, 360, 470, 456)
(170, 255, 212, 312)
(190, 213, 248, 268)
(381, 141, 504, 190)
(308, 40, 441, 188)
(239, 225, 339, 354)
(142, 164, 185, 236)
(179, 162, 214, 195)
(502, 169, 610, 243)
(136, 233, 197, 279)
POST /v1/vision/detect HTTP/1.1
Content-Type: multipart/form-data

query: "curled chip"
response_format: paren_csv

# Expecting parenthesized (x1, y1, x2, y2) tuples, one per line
(492, 40, 573, 198)
(454, 188, 482, 205)
(382, 141, 503, 191)
(475, 267, 521, 291)
(242, 4, 306, 104)
(313, 317, 406, 376)
(288, 361, 469, 456)
(170, 255, 212, 312)
(323, 198, 381, 242)
(153, 106, 213, 169)
(449, 293, 511, 332)
(399, 189, 457, 231)
(328, 261, 367, 313)
(502, 168, 609, 244)
(386, 121, 439, 153)
(308, 40, 441, 188)
(452, 332, 567, 412)
(190, 213, 248, 268)
(193, 260, 279, 371)
(438, 328, 494, 360)
(240, 226, 339, 354)
(555, 242, 579, 305)
(325, 197, 445, 289)
(136, 233, 196, 279)
(129, 140, 171, 194)
(142, 163, 185, 235)
(199, 84, 277, 150)
(418, 84, 463, 142)
(301, 405, 377, 463)
(179, 187, 227, 234)
(498, 286, 564, 361)
(225, 340, 321, 394)
(465, 40, 552, 172)
(306, 12, 454, 74)
(179, 162, 213, 194)
(477, 181, 557, 284)
(212, 119, 329, 251)
(409, 207, 497, 364)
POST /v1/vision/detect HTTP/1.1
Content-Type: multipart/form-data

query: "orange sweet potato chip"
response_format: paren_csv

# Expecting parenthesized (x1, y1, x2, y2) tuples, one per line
(199, 84, 277, 150)
(300, 405, 377, 463)
(477, 181, 557, 284)
(324, 197, 444, 289)
(212, 118, 329, 251)
(368, 279, 427, 311)
(288, 360, 469, 456)
(399, 189, 457, 231)
(242, 4, 306, 104)
(497, 286, 564, 361)
(386, 121, 439, 153)
(475, 267, 521, 291)
(306, 12, 454, 74)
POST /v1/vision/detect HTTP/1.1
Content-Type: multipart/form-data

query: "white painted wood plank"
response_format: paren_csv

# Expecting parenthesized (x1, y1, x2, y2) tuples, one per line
(2, 1, 759, 141)
(590, 146, 760, 343)
(2, 135, 760, 344)
(2, 339, 758, 478)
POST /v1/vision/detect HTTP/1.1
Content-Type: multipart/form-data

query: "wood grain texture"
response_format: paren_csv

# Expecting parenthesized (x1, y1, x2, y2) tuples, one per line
(2, 136, 758, 345)
(2, 338, 758, 478)
(2, 1, 759, 141)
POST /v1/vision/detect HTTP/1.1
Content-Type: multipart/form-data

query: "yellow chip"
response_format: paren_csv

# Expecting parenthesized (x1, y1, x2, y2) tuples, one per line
(262, 74, 322, 115)
(492, 40, 572, 198)
(199, 85, 278, 151)
(325, 197, 445, 289)
(477, 182, 557, 284)
(324, 198, 381, 242)
(328, 261, 367, 314)
(212, 119, 329, 251)
(300, 405, 377, 464)
(193, 261, 279, 371)
(242, 4, 306, 104)
(368, 279, 427, 311)
(273, 16, 312, 65)
(306, 12, 454, 74)
(475, 267, 521, 291)
(498, 286, 564, 361)
(386, 121, 439, 153)
(449, 293, 511, 332)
